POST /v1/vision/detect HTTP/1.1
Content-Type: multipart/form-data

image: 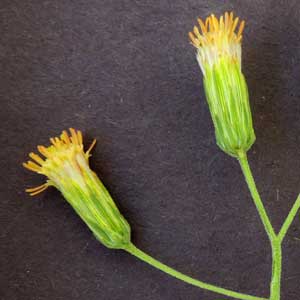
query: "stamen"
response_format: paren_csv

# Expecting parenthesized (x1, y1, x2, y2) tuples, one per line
(70, 128, 78, 145)
(237, 20, 245, 39)
(231, 17, 240, 35)
(55, 137, 62, 148)
(86, 139, 97, 156)
(205, 16, 209, 28)
(211, 14, 219, 31)
(77, 130, 83, 145)
(237, 35, 243, 43)
(193, 26, 201, 39)
(225, 12, 229, 29)
(229, 12, 234, 24)
(50, 137, 57, 147)
(38, 145, 52, 158)
(61, 130, 71, 144)
(197, 18, 207, 34)
(29, 152, 44, 165)
(208, 16, 214, 32)
(189, 32, 198, 46)
(23, 161, 42, 172)
(26, 183, 49, 196)
(219, 16, 224, 31)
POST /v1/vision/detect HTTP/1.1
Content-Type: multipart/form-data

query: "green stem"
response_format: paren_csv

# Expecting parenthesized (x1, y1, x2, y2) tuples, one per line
(237, 151, 276, 241)
(270, 239, 282, 300)
(124, 242, 267, 300)
(278, 194, 300, 243)
(237, 151, 280, 300)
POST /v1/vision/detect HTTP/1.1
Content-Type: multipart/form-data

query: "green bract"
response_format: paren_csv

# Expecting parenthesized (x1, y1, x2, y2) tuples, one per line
(203, 57, 255, 156)
(61, 166, 131, 249)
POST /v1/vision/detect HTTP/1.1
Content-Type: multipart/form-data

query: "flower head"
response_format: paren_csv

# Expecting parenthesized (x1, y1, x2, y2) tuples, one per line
(189, 12, 255, 157)
(189, 12, 244, 75)
(23, 129, 131, 249)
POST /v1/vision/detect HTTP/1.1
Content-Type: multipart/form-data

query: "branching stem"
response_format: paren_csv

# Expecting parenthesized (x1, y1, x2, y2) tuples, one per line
(237, 151, 300, 300)
(124, 242, 267, 300)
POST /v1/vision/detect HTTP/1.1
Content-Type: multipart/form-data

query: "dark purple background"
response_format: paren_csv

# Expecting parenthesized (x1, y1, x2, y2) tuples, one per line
(1, 0, 300, 299)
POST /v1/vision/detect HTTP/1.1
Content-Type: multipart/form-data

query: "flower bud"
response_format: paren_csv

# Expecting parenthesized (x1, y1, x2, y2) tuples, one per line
(189, 12, 255, 157)
(23, 128, 131, 249)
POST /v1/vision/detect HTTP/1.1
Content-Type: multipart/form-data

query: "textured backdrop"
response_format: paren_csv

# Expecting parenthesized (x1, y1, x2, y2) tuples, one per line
(1, 0, 300, 299)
